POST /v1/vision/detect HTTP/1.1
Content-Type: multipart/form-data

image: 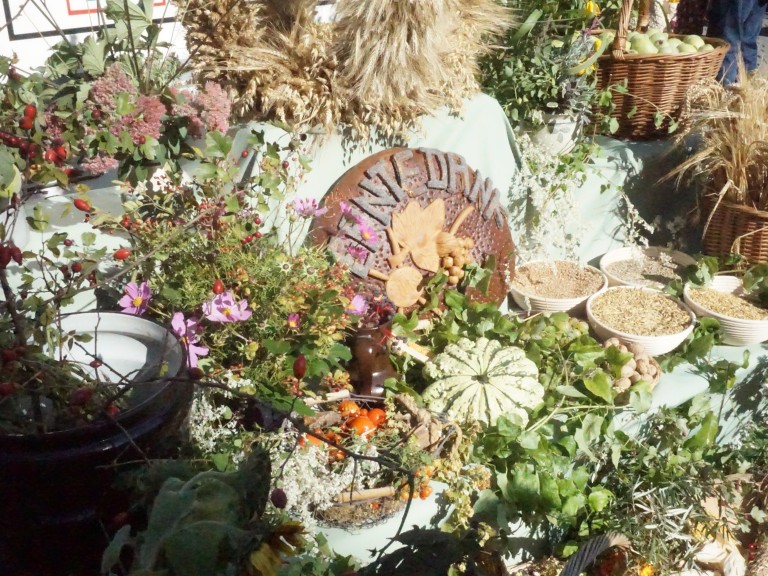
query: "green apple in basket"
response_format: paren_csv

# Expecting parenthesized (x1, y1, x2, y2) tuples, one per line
(677, 43, 698, 54)
(631, 34, 659, 55)
(683, 34, 706, 49)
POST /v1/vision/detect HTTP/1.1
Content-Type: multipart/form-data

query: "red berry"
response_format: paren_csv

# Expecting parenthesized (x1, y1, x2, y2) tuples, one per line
(1, 349, 16, 363)
(71, 262, 83, 273)
(69, 387, 94, 406)
(89, 359, 102, 369)
(212, 279, 225, 294)
(270, 488, 288, 509)
(254, 216, 262, 225)
(138, 135, 146, 144)
(241, 150, 249, 158)
(0, 382, 15, 396)
(253, 231, 262, 239)
(18, 116, 33, 130)
(7, 67, 21, 81)
(293, 354, 307, 380)
(282, 160, 289, 169)
(9, 246, 22, 265)
(23, 103, 36, 119)
(63, 239, 74, 247)
(73, 198, 92, 213)
(0, 246, 11, 269)
(113, 247, 131, 260)
(187, 367, 204, 380)
(7, 135, 21, 148)
(54, 145, 67, 160)
(105, 404, 120, 417)
(44, 149, 59, 164)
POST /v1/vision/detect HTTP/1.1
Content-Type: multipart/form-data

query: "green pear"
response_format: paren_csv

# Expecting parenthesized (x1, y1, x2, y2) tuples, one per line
(649, 31, 669, 43)
(666, 38, 683, 47)
(659, 45, 678, 55)
(631, 34, 659, 55)
(698, 43, 714, 52)
(677, 42, 698, 54)
(683, 34, 705, 49)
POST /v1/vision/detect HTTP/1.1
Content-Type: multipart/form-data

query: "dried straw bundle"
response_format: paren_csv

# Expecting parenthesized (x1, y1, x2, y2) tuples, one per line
(672, 61, 768, 211)
(176, 0, 511, 137)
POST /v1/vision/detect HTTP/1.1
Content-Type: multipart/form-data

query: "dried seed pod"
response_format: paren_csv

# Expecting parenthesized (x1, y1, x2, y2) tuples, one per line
(624, 358, 637, 371)
(620, 363, 636, 379)
(646, 362, 658, 377)
(629, 373, 643, 384)
(636, 359, 649, 374)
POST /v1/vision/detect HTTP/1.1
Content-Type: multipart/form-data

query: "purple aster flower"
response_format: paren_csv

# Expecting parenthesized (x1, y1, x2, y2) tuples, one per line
(358, 222, 379, 246)
(346, 243, 368, 263)
(202, 291, 252, 323)
(339, 201, 356, 219)
(292, 197, 328, 218)
(287, 313, 301, 330)
(118, 281, 151, 315)
(171, 312, 209, 368)
(346, 294, 368, 316)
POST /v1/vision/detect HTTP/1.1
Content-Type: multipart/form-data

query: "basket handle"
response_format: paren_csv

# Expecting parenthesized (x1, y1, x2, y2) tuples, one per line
(611, 0, 653, 60)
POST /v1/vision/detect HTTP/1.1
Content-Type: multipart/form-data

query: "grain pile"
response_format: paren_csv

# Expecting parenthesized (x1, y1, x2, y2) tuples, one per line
(590, 289, 692, 336)
(511, 261, 605, 299)
(687, 288, 768, 320)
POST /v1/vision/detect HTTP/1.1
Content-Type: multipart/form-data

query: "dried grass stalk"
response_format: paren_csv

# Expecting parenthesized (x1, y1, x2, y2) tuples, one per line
(175, 0, 512, 138)
(672, 58, 768, 211)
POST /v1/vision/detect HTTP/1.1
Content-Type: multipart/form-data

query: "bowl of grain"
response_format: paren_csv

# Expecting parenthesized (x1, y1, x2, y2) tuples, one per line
(599, 246, 696, 289)
(508, 260, 608, 315)
(683, 275, 768, 346)
(586, 286, 695, 356)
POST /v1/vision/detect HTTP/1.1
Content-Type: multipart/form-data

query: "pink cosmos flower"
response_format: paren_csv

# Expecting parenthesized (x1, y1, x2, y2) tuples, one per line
(287, 313, 301, 330)
(357, 222, 379, 246)
(346, 244, 368, 263)
(119, 281, 151, 315)
(171, 312, 209, 368)
(202, 291, 252, 323)
(292, 198, 328, 218)
(346, 294, 368, 316)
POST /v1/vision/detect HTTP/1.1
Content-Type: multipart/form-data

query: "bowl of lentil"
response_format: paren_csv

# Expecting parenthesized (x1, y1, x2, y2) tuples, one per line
(508, 260, 608, 315)
(599, 246, 696, 289)
(586, 286, 695, 356)
(683, 275, 768, 346)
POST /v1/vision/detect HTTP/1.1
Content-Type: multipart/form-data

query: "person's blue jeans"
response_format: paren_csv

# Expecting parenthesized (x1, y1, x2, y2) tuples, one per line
(708, 0, 767, 84)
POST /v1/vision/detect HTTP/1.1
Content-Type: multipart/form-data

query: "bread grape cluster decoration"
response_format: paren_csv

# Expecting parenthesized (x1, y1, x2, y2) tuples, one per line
(422, 337, 543, 427)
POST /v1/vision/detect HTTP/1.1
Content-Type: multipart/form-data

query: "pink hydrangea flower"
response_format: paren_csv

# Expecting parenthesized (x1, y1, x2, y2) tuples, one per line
(346, 294, 368, 316)
(80, 154, 120, 175)
(202, 291, 252, 323)
(287, 313, 301, 330)
(119, 281, 151, 315)
(292, 197, 328, 218)
(171, 312, 209, 368)
(192, 82, 231, 134)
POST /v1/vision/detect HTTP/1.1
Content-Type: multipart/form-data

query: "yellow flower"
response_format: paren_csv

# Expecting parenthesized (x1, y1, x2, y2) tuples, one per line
(586, 0, 600, 15)
(638, 564, 655, 576)
(593, 38, 602, 51)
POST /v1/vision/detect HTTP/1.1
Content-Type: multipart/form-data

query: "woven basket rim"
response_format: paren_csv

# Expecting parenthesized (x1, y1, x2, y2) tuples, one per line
(702, 195, 768, 218)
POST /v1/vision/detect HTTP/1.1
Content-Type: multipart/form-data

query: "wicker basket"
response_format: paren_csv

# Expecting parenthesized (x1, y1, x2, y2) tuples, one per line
(594, 0, 728, 140)
(702, 195, 768, 264)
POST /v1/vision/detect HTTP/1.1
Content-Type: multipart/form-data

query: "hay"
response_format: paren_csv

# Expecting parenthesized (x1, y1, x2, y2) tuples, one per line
(175, 0, 512, 138)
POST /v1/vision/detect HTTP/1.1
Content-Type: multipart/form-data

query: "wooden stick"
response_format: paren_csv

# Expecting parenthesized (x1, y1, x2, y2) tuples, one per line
(449, 205, 475, 235)
(368, 269, 389, 282)
(336, 485, 396, 504)
(303, 389, 351, 406)
(386, 227, 400, 255)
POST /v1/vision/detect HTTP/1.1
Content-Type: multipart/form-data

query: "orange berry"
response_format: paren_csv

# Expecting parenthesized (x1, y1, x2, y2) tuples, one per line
(368, 407, 386, 426)
(419, 485, 432, 499)
(347, 416, 376, 439)
(337, 399, 360, 417)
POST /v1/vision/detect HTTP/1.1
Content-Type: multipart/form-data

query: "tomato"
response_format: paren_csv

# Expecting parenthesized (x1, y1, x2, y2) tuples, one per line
(113, 247, 131, 260)
(337, 399, 360, 417)
(302, 431, 324, 448)
(347, 415, 376, 439)
(419, 485, 432, 500)
(367, 407, 386, 427)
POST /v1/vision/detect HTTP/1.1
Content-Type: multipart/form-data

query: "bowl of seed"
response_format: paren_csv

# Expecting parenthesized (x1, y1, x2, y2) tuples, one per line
(508, 260, 608, 315)
(586, 286, 695, 356)
(683, 275, 768, 346)
(599, 246, 696, 289)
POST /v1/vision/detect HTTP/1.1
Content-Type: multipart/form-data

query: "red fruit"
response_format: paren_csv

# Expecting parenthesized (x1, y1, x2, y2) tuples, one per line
(18, 116, 33, 130)
(241, 150, 249, 158)
(54, 145, 67, 160)
(89, 359, 102, 368)
(63, 239, 74, 247)
(73, 198, 92, 212)
(23, 103, 36, 119)
(0, 246, 10, 269)
(7, 67, 21, 81)
(187, 367, 204, 380)
(254, 216, 262, 225)
(1, 349, 16, 363)
(281, 160, 289, 169)
(69, 387, 93, 406)
(9, 246, 22, 265)
(113, 247, 131, 260)
(105, 404, 120, 417)
(367, 407, 387, 427)
(253, 231, 262, 239)
(270, 488, 288, 509)
(212, 279, 225, 294)
(348, 416, 376, 439)
(71, 262, 83, 273)
(292, 354, 307, 380)
(0, 382, 15, 396)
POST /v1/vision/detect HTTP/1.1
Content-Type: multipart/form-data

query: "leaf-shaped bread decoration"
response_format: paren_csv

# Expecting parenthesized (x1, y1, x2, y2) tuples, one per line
(390, 200, 445, 273)
(386, 266, 424, 308)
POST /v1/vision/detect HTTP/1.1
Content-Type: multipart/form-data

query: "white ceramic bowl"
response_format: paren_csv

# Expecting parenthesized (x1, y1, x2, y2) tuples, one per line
(509, 261, 608, 315)
(683, 276, 768, 346)
(586, 286, 695, 356)
(599, 246, 696, 288)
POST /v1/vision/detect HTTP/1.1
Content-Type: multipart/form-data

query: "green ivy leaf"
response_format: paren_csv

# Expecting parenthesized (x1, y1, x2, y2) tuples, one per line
(583, 371, 613, 403)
